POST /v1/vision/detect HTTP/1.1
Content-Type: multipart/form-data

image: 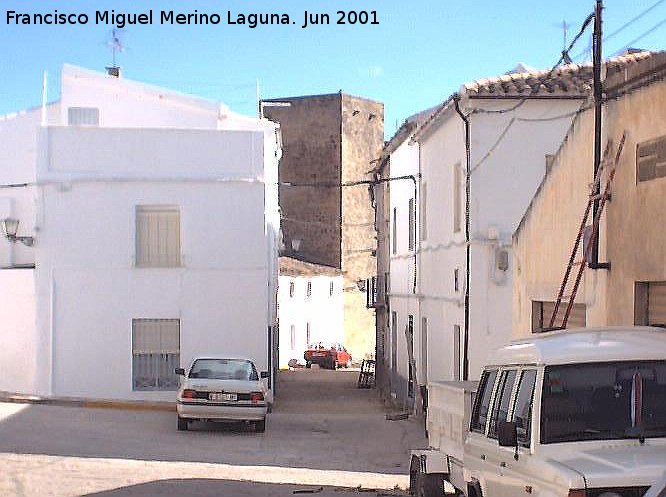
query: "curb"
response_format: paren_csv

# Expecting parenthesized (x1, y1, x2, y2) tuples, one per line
(0, 391, 176, 412)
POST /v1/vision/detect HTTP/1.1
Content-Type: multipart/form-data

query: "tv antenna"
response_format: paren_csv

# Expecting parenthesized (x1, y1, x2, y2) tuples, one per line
(105, 28, 125, 76)
(558, 20, 573, 63)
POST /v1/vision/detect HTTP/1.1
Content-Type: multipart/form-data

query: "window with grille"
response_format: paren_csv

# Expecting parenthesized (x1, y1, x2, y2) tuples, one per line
(132, 319, 180, 391)
(289, 281, 295, 298)
(306, 281, 312, 299)
(135, 205, 181, 267)
(329, 281, 334, 297)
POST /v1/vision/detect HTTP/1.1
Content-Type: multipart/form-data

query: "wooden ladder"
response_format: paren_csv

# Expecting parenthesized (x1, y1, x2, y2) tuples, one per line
(549, 132, 626, 329)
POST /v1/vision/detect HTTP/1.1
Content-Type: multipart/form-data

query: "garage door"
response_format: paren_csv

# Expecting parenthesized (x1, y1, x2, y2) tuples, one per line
(648, 282, 666, 327)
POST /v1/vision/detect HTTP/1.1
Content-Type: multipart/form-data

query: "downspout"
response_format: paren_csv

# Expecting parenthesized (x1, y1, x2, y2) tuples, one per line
(453, 94, 471, 382)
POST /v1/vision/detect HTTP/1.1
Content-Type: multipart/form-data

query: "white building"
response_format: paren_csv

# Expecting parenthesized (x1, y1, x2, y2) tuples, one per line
(380, 63, 593, 408)
(0, 65, 281, 401)
(277, 257, 343, 368)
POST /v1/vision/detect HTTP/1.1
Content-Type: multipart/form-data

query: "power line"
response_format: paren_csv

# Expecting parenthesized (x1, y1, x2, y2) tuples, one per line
(611, 18, 666, 56)
(573, 0, 666, 60)
(473, 11, 594, 116)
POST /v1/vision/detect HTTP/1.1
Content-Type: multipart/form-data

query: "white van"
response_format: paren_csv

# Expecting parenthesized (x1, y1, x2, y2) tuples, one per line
(411, 326, 666, 497)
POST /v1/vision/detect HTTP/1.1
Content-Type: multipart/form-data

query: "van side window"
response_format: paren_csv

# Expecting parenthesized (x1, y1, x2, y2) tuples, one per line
(470, 369, 498, 433)
(489, 369, 517, 439)
(512, 369, 537, 447)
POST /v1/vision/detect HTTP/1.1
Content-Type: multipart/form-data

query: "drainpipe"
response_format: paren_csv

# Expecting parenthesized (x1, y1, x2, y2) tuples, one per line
(453, 94, 471, 382)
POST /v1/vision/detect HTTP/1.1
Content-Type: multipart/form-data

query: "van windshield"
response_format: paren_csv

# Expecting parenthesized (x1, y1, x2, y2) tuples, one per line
(540, 360, 666, 444)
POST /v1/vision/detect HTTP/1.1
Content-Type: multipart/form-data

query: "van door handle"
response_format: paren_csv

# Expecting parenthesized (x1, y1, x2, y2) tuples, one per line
(480, 454, 486, 460)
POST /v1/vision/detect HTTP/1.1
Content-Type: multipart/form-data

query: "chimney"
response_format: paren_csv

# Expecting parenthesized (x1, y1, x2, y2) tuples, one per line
(105, 66, 121, 78)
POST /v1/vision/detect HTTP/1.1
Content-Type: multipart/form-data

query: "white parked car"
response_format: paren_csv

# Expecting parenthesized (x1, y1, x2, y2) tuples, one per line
(175, 357, 269, 432)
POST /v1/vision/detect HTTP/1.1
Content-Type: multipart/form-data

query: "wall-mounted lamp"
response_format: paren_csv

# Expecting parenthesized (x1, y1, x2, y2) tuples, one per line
(2, 218, 35, 247)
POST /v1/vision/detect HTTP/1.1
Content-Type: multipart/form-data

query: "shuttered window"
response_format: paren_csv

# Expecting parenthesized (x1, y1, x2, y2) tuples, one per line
(635, 281, 666, 327)
(532, 301, 586, 332)
(408, 198, 415, 251)
(637, 135, 666, 182)
(68, 107, 99, 126)
(453, 163, 462, 233)
(135, 206, 181, 267)
(132, 319, 180, 391)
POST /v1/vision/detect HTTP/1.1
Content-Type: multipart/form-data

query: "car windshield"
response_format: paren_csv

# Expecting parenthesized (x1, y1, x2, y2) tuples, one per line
(188, 359, 258, 381)
(541, 360, 666, 443)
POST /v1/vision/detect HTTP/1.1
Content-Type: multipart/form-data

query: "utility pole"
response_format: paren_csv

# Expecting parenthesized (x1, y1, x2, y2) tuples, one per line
(590, 0, 609, 269)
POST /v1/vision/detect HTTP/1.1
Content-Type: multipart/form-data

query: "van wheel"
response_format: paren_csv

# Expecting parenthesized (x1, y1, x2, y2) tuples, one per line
(305, 361, 311, 368)
(177, 416, 188, 431)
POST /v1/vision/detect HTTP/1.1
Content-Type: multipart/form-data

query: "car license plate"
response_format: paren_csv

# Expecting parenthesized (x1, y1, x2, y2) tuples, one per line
(209, 392, 236, 402)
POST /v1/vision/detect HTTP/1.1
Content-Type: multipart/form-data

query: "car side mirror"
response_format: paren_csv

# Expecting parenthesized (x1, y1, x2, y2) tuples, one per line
(498, 420, 518, 448)
(260, 371, 270, 379)
(174, 368, 185, 376)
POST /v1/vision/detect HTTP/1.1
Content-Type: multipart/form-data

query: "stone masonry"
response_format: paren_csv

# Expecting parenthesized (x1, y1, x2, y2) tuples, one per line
(263, 93, 384, 359)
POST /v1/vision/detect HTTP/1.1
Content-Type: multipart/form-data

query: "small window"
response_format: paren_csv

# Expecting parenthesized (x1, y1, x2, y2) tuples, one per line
(489, 369, 517, 439)
(290, 325, 296, 349)
(512, 369, 537, 447)
(420, 182, 427, 241)
(470, 369, 498, 433)
(637, 135, 666, 182)
(289, 281, 295, 298)
(306, 281, 312, 299)
(68, 106, 99, 126)
(408, 198, 415, 251)
(329, 281, 334, 297)
(132, 319, 180, 391)
(453, 163, 462, 233)
(135, 205, 181, 267)
(454, 268, 460, 292)
(306, 322, 311, 345)
(532, 300, 586, 332)
(392, 207, 398, 254)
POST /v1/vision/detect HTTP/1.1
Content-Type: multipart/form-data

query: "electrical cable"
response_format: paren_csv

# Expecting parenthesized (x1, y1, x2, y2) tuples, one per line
(573, 0, 666, 61)
(611, 18, 666, 56)
(473, 12, 594, 115)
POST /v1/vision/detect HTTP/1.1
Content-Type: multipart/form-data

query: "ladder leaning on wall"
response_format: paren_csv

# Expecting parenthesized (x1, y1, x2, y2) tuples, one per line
(549, 132, 627, 329)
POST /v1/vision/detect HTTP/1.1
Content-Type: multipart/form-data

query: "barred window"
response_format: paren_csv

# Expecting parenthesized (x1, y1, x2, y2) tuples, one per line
(132, 319, 180, 391)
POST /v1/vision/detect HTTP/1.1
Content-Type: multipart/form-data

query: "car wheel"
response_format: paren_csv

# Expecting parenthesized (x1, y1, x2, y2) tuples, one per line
(177, 416, 189, 431)
(255, 418, 266, 433)
(305, 361, 311, 369)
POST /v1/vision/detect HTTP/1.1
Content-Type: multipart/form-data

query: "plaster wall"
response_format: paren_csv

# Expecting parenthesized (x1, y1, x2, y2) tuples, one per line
(0, 270, 40, 394)
(512, 111, 596, 336)
(277, 274, 344, 368)
(604, 78, 666, 324)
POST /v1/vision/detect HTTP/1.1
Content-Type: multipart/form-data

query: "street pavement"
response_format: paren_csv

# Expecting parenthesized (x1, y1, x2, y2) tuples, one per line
(0, 369, 426, 497)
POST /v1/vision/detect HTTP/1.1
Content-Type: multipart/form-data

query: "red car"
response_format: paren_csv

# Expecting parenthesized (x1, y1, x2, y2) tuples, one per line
(304, 343, 352, 369)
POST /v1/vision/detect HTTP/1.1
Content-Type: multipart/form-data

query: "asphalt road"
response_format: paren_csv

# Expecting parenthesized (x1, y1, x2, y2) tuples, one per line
(0, 369, 426, 497)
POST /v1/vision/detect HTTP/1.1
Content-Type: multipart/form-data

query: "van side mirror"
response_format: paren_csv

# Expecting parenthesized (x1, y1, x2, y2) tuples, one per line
(174, 368, 185, 376)
(498, 421, 518, 447)
(260, 371, 270, 379)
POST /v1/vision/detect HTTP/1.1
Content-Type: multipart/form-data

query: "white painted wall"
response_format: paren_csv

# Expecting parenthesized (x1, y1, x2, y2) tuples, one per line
(277, 274, 344, 368)
(0, 65, 280, 400)
(0, 270, 39, 394)
(384, 96, 585, 402)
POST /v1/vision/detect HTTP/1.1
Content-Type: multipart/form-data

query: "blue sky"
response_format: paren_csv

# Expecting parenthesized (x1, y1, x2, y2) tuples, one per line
(1, 0, 664, 137)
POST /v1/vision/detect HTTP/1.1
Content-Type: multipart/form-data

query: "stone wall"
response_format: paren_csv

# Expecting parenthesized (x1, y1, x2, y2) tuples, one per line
(263, 95, 342, 268)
